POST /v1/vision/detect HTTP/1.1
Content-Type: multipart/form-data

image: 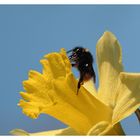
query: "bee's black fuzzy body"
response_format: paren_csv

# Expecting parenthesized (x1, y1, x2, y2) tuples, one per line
(67, 47, 96, 94)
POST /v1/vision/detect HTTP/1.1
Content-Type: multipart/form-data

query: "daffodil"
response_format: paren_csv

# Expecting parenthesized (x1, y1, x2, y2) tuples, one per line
(11, 31, 140, 136)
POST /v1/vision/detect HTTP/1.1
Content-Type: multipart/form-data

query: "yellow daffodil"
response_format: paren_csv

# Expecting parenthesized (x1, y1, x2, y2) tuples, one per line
(11, 31, 140, 136)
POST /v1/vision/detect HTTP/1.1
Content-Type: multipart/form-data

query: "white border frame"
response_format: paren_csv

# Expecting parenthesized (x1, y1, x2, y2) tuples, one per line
(0, 136, 140, 140)
(0, 0, 140, 4)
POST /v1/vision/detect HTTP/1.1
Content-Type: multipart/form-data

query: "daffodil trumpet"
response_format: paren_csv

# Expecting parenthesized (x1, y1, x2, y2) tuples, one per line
(11, 31, 140, 136)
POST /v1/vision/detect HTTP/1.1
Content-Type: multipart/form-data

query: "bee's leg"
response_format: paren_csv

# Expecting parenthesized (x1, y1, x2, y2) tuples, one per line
(135, 108, 140, 124)
(77, 73, 84, 95)
(91, 66, 96, 83)
(93, 69, 96, 83)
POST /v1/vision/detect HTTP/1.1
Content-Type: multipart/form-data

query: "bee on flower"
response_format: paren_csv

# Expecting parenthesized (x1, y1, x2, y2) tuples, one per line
(11, 31, 140, 136)
(67, 46, 96, 94)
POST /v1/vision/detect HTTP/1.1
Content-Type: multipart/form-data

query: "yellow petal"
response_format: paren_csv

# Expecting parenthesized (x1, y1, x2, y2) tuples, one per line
(43, 50, 68, 79)
(112, 72, 140, 125)
(83, 79, 97, 96)
(87, 121, 115, 135)
(96, 31, 123, 107)
(11, 123, 124, 136)
(19, 49, 112, 134)
(10, 127, 79, 136)
(87, 122, 125, 136)
(31, 127, 79, 136)
(10, 129, 29, 136)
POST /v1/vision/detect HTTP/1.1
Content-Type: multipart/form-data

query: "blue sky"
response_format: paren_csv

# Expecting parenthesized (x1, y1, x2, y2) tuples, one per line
(0, 5, 140, 135)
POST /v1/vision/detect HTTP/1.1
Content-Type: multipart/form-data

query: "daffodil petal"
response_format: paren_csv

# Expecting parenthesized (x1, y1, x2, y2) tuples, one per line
(10, 129, 29, 136)
(44, 53, 66, 79)
(112, 72, 140, 125)
(10, 127, 79, 136)
(87, 121, 110, 135)
(40, 59, 53, 78)
(19, 49, 112, 134)
(31, 127, 79, 136)
(96, 31, 123, 107)
(83, 79, 97, 96)
(87, 121, 115, 136)
(87, 122, 125, 136)
(10, 124, 124, 136)
(60, 48, 72, 74)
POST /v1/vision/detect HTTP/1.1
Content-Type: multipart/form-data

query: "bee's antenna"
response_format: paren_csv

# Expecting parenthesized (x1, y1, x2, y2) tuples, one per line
(67, 49, 73, 54)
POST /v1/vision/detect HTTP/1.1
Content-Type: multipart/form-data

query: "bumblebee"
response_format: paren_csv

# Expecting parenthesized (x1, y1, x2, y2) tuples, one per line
(67, 46, 96, 94)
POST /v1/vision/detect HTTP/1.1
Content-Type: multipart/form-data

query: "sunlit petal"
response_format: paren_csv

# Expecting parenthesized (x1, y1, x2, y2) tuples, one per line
(87, 121, 114, 135)
(96, 31, 123, 107)
(112, 72, 140, 124)
(10, 127, 79, 136)
(10, 129, 29, 136)
(87, 122, 125, 136)
(83, 79, 97, 96)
